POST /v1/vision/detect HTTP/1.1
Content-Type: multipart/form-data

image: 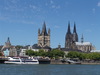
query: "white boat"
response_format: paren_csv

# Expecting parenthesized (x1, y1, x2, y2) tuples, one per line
(5, 57, 39, 64)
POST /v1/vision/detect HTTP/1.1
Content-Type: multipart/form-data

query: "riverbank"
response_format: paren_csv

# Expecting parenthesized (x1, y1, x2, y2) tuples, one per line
(50, 59, 100, 65)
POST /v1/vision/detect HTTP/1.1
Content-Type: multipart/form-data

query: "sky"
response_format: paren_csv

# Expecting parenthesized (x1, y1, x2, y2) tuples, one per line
(0, 0, 100, 49)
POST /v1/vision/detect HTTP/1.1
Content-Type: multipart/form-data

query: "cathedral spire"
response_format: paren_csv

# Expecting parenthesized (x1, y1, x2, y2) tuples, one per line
(67, 22, 71, 34)
(38, 28, 40, 35)
(42, 21, 48, 35)
(5, 37, 11, 47)
(81, 34, 84, 43)
(7, 37, 11, 44)
(48, 28, 50, 35)
(73, 22, 76, 33)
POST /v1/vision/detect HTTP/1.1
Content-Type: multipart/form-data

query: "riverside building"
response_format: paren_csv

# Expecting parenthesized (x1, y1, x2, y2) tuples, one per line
(65, 22, 95, 52)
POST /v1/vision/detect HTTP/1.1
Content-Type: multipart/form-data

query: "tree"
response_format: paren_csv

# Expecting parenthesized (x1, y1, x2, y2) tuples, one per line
(38, 49, 47, 57)
(26, 50, 35, 56)
(66, 51, 100, 61)
(48, 49, 65, 59)
(15, 45, 23, 50)
(0, 52, 3, 56)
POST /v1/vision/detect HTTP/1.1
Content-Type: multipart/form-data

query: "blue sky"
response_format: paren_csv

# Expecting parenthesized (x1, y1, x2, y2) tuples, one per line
(0, 0, 100, 49)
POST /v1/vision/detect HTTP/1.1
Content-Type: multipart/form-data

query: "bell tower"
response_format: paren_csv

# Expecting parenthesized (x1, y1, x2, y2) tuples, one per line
(38, 22, 50, 47)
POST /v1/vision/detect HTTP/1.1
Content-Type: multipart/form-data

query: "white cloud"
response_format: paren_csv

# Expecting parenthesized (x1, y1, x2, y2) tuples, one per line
(54, 25, 60, 28)
(85, 29, 92, 33)
(29, 5, 37, 9)
(92, 8, 95, 13)
(10, 0, 19, 4)
(29, 4, 41, 12)
(50, 0, 54, 4)
(51, 5, 60, 9)
(97, 2, 100, 7)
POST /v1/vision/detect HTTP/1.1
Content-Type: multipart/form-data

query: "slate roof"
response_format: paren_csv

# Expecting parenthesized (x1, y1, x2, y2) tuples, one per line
(32, 44, 51, 50)
(54, 47, 83, 52)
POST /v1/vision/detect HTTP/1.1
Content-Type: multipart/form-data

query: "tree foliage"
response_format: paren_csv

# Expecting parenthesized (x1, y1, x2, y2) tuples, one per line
(15, 45, 23, 50)
(26, 49, 65, 59)
(48, 49, 65, 59)
(0, 52, 3, 56)
(66, 51, 100, 60)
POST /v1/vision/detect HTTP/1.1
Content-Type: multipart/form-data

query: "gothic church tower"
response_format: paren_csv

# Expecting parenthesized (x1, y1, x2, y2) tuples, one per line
(38, 22, 50, 47)
(65, 22, 78, 49)
(65, 22, 73, 49)
(73, 22, 78, 42)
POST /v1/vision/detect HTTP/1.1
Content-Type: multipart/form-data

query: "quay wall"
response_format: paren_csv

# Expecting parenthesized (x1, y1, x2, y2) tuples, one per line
(50, 59, 100, 64)
(50, 59, 68, 64)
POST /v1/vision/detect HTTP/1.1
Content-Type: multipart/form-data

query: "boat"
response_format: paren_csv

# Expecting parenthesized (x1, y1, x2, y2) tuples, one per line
(4, 57, 39, 64)
(67, 59, 81, 64)
(0, 57, 8, 64)
(38, 58, 51, 64)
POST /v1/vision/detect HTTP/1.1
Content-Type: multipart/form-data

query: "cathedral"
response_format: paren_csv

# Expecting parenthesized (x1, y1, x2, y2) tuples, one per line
(65, 22, 95, 52)
(65, 22, 78, 49)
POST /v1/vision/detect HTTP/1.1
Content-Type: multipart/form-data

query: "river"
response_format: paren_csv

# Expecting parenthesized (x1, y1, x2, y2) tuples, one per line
(0, 64, 100, 75)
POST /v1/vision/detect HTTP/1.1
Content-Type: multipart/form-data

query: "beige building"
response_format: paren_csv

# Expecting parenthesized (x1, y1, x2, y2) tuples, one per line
(76, 42, 95, 52)
(75, 35, 95, 52)
(2, 37, 17, 56)
(38, 22, 50, 47)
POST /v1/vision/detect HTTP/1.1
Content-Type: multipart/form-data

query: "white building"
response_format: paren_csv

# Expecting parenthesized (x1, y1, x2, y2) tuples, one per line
(76, 42, 95, 52)
(90, 50, 100, 53)
(75, 35, 95, 52)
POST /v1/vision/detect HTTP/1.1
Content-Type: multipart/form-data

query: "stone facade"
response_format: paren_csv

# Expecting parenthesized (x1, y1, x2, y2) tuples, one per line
(65, 22, 78, 49)
(38, 22, 50, 47)
(65, 22, 95, 52)
(76, 35, 95, 52)
(2, 37, 17, 56)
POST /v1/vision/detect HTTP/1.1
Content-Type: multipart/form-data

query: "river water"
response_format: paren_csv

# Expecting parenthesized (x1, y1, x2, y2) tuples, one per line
(0, 64, 100, 75)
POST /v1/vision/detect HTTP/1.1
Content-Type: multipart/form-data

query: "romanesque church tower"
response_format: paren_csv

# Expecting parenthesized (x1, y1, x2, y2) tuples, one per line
(65, 22, 78, 49)
(38, 22, 50, 47)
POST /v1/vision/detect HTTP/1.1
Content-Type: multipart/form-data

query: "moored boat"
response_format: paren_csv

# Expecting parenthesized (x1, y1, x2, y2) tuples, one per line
(38, 58, 51, 64)
(5, 57, 39, 64)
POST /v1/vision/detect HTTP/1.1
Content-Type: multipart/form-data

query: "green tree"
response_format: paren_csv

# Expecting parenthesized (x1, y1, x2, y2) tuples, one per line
(0, 52, 3, 56)
(38, 49, 47, 57)
(48, 49, 65, 59)
(15, 45, 23, 50)
(26, 50, 35, 56)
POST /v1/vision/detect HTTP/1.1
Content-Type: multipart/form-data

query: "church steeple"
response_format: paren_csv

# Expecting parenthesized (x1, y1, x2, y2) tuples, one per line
(73, 22, 78, 42)
(67, 22, 71, 34)
(48, 28, 50, 35)
(81, 34, 84, 43)
(38, 22, 50, 48)
(73, 22, 76, 33)
(7, 37, 11, 45)
(42, 21, 48, 35)
(38, 28, 40, 35)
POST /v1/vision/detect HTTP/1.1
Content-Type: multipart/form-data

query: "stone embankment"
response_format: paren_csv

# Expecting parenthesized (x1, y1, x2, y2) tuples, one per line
(50, 59, 68, 64)
(50, 59, 100, 64)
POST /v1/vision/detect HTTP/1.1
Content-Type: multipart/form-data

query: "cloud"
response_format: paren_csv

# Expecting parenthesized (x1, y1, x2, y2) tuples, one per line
(50, 0, 54, 4)
(85, 29, 92, 33)
(51, 5, 61, 9)
(97, 2, 100, 7)
(54, 25, 60, 28)
(29, 5, 37, 9)
(21, 20, 34, 25)
(29, 4, 41, 12)
(10, 0, 19, 4)
(92, 8, 95, 14)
